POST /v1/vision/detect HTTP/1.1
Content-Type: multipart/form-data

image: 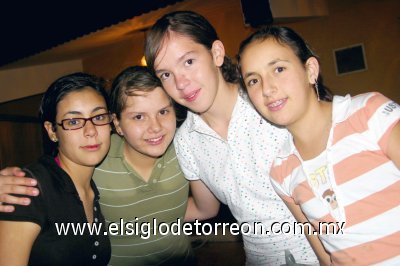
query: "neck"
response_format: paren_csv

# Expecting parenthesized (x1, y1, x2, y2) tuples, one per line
(57, 153, 94, 191)
(200, 81, 239, 138)
(123, 142, 157, 181)
(288, 101, 332, 160)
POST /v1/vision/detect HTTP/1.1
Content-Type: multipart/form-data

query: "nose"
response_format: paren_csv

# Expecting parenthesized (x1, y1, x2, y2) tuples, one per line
(83, 120, 98, 137)
(261, 78, 277, 98)
(175, 73, 189, 90)
(148, 117, 162, 133)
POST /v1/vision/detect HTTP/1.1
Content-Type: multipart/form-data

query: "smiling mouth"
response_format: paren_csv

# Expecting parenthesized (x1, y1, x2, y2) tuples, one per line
(183, 89, 200, 102)
(267, 98, 287, 111)
(146, 136, 164, 145)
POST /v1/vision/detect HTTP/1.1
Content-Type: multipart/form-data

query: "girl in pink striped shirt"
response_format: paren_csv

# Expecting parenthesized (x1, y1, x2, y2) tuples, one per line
(237, 26, 400, 265)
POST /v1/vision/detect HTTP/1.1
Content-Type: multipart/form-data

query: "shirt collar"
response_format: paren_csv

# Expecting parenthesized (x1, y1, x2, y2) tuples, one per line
(107, 134, 125, 158)
(277, 94, 352, 159)
(186, 90, 247, 134)
(332, 94, 352, 124)
(36, 155, 100, 198)
(276, 131, 296, 158)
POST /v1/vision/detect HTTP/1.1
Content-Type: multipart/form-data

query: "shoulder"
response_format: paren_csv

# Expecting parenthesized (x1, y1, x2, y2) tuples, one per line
(176, 114, 193, 136)
(23, 156, 57, 183)
(163, 143, 177, 161)
(347, 92, 392, 111)
(333, 92, 396, 121)
(174, 115, 195, 146)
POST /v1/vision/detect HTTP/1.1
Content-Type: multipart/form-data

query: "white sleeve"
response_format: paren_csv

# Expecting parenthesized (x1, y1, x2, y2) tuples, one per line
(173, 127, 200, 181)
(361, 92, 400, 153)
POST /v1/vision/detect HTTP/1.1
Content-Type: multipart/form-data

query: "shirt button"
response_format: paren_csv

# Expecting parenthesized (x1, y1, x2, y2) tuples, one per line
(94, 218, 98, 223)
(94, 206, 97, 211)
(157, 163, 162, 168)
(94, 241, 99, 246)
(92, 254, 97, 260)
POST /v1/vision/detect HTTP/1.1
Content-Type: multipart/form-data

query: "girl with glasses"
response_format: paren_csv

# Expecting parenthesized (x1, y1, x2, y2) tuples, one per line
(0, 73, 112, 265)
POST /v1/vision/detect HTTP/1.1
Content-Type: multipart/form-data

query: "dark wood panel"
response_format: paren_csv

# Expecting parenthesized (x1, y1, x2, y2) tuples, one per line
(0, 121, 43, 168)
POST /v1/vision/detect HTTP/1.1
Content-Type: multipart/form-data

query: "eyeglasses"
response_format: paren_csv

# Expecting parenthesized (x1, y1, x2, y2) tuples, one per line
(57, 113, 113, 130)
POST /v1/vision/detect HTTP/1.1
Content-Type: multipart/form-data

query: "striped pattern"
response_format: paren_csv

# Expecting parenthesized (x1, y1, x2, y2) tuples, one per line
(271, 93, 400, 265)
(93, 134, 191, 266)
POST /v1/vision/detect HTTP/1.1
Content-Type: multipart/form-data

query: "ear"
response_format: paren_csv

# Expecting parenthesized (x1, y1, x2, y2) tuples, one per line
(112, 114, 123, 136)
(211, 40, 225, 67)
(305, 57, 320, 84)
(44, 121, 58, 142)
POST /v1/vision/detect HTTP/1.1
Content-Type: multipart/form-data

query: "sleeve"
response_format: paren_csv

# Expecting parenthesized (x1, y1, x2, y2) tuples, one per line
(173, 128, 200, 181)
(0, 167, 47, 227)
(362, 92, 400, 154)
(0, 192, 46, 227)
(270, 160, 296, 204)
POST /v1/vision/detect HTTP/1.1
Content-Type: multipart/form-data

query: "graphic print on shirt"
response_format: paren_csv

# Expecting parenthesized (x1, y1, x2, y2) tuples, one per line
(305, 159, 341, 221)
(322, 188, 338, 211)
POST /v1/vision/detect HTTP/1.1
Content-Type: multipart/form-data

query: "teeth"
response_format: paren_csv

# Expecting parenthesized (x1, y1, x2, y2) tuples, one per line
(186, 91, 196, 99)
(269, 99, 284, 107)
(147, 136, 162, 142)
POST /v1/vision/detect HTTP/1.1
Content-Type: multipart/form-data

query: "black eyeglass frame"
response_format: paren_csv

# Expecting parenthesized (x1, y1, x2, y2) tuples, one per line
(56, 113, 113, 130)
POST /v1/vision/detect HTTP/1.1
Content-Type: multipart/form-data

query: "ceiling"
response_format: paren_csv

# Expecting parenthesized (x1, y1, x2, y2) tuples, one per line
(0, 0, 184, 69)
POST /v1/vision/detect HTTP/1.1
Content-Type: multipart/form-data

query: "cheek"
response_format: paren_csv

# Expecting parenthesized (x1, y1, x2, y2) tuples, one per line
(98, 125, 111, 139)
(162, 81, 177, 98)
(163, 118, 177, 133)
(57, 133, 78, 151)
(122, 124, 143, 140)
(248, 90, 263, 108)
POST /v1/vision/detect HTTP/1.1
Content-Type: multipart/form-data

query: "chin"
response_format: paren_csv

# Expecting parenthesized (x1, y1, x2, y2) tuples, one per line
(81, 161, 102, 168)
(147, 146, 169, 158)
(146, 151, 165, 159)
(82, 155, 106, 167)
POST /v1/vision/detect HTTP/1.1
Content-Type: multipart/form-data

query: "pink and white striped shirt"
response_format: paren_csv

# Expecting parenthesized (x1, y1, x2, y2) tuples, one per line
(270, 92, 400, 265)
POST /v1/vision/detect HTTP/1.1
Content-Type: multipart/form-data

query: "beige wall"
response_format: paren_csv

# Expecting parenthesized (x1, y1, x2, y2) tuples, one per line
(83, 0, 399, 102)
(81, 0, 255, 85)
(83, 34, 145, 83)
(0, 60, 83, 103)
(0, 0, 398, 167)
(279, 0, 400, 102)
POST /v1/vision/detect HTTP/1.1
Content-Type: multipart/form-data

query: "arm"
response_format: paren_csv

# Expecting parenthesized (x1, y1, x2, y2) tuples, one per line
(284, 201, 331, 266)
(0, 167, 39, 212)
(0, 221, 40, 265)
(387, 122, 400, 169)
(184, 180, 220, 222)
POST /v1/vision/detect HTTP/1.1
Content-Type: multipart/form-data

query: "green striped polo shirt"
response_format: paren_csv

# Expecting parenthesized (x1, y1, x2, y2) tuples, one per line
(93, 134, 192, 265)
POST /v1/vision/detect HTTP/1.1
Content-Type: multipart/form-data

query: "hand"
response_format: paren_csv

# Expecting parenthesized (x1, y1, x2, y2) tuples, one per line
(0, 167, 39, 212)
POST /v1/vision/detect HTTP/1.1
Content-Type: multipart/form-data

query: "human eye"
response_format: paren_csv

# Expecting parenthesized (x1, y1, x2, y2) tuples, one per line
(159, 72, 170, 81)
(184, 59, 194, 66)
(275, 66, 285, 73)
(65, 118, 82, 128)
(246, 78, 259, 88)
(93, 114, 106, 121)
(159, 109, 170, 115)
(132, 114, 143, 120)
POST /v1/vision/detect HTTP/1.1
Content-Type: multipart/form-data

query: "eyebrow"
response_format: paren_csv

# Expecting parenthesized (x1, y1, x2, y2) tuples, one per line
(125, 103, 173, 115)
(242, 58, 289, 79)
(159, 103, 173, 110)
(128, 103, 172, 114)
(62, 106, 107, 117)
(155, 51, 195, 75)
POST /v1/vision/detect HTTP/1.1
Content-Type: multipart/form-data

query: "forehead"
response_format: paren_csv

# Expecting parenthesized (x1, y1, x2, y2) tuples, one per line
(123, 87, 170, 108)
(155, 31, 205, 68)
(57, 87, 105, 111)
(240, 38, 296, 69)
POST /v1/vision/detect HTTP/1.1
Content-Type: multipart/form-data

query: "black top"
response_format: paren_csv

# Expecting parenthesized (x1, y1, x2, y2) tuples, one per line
(0, 155, 111, 266)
